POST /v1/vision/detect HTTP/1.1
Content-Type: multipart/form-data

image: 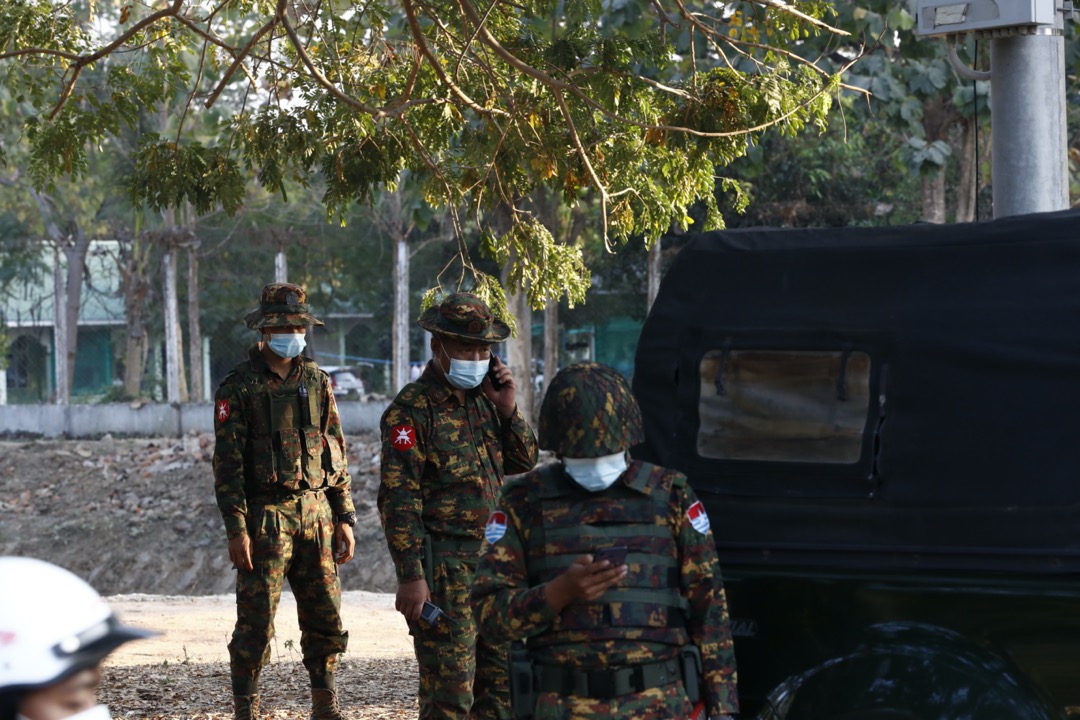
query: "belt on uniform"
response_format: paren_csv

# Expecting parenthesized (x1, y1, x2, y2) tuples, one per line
(431, 539, 483, 554)
(533, 658, 681, 699)
(253, 487, 323, 502)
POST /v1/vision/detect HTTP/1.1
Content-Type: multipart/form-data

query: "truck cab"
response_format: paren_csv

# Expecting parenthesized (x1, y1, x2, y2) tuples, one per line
(633, 209, 1080, 719)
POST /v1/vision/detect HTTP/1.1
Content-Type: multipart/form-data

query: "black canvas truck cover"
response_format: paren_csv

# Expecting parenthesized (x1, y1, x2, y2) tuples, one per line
(633, 208, 1080, 574)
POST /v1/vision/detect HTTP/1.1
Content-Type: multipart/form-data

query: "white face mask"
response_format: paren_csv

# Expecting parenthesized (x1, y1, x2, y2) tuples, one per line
(563, 452, 629, 492)
(440, 346, 488, 390)
(266, 332, 306, 359)
(19, 705, 112, 720)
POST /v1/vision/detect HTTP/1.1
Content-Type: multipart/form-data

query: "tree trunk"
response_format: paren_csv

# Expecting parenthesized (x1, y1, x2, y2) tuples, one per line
(275, 250, 288, 283)
(31, 189, 89, 404)
(163, 243, 183, 403)
(920, 96, 953, 224)
(506, 287, 534, 422)
(921, 170, 947, 224)
(392, 235, 409, 393)
(121, 234, 153, 399)
(647, 239, 662, 312)
(52, 247, 67, 404)
(187, 240, 203, 402)
(542, 300, 558, 401)
(955, 115, 979, 223)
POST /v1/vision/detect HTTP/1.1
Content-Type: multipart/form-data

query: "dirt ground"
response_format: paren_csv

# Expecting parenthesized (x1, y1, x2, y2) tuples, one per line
(0, 432, 420, 718)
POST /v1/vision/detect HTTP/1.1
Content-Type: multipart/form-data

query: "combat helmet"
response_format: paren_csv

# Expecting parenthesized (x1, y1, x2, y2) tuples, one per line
(0, 557, 156, 693)
(244, 283, 324, 330)
(538, 362, 644, 458)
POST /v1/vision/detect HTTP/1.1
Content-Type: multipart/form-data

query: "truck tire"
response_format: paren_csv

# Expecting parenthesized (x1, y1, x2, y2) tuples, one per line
(762, 622, 1057, 720)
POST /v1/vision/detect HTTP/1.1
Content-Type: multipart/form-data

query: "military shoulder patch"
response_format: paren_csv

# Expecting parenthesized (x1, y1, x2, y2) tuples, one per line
(390, 424, 416, 450)
(216, 399, 231, 424)
(485, 511, 508, 544)
(686, 501, 710, 534)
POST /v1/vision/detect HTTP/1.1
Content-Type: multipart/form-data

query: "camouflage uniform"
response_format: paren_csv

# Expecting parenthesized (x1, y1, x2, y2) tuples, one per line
(213, 283, 355, 717)
(471, 363, 739, 719)
(378, 293, 539, 720)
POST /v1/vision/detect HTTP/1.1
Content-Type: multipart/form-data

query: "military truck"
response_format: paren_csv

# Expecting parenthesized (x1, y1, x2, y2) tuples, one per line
(633, 209, 1080, 719)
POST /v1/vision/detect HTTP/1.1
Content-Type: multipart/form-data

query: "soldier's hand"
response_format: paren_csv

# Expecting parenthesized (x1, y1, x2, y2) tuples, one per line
(544, 554, 628, 613)
(334, 523, 355, 565)
(396, 578, 431, 621)
(482, 355, 517, 419)
(228, 534, 253, 572)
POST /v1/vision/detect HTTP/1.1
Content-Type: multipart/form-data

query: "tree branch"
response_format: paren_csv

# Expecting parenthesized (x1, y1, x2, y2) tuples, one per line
(49, 0, 186, 120)
(203, 18, 278, 109)
(401, 0, 507, 117)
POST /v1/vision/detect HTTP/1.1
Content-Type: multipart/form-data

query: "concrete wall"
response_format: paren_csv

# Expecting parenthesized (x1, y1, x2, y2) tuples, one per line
(0, 400, 385, 438)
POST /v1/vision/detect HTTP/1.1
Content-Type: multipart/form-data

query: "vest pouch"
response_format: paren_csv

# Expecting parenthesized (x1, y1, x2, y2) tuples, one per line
(679, 644, 703, 704)
(303, 426, 326, 486)
(275, 428, 304, 489)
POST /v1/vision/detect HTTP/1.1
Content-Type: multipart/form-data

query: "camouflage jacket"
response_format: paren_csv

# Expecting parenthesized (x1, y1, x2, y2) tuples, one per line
(213, 345, 354, 539)
(377, 362, 539, 584)
(471, 459, 738, 716)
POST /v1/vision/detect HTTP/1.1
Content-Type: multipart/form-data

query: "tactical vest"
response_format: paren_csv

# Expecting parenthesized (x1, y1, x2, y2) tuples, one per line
(231, 360, 327, 493)
(523, 461, 691, 650)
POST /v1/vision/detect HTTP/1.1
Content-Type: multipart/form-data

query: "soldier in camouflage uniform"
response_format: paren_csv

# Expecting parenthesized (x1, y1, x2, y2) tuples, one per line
(471, 362, 739, 720)
(213, 283, 357, 720)
(378, 292, 539, 720)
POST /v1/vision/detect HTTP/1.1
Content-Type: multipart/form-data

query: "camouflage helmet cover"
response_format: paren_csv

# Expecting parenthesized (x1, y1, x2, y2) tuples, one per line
(417, 292, 510, 343)
(539, 362, 644, 458)
(244, 283, 324, 330)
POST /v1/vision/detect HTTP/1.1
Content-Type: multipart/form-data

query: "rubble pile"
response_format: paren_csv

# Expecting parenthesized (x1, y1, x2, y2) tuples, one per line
(0, 432, 396, 596)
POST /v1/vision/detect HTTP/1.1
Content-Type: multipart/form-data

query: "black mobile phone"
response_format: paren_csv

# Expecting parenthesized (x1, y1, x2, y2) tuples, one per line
(420, 600, 446, 625)
(593, 546, 629, 567)
(488, 355, 504, 390)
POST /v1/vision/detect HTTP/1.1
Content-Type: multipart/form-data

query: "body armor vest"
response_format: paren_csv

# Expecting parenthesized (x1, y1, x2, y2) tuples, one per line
(232, 360, 326, 493)
(524, 461, 691, 650)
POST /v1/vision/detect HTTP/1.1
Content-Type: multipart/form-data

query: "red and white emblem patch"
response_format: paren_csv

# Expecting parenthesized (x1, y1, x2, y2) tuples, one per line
(687, 501, 711, 535)
(216, 399, 230, 423)
(485, 511, 508, 544)
(390, 424, 416, 451)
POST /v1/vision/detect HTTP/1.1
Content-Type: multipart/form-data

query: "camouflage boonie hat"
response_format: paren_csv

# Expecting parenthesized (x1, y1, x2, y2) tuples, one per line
(417, 292, 509, 343)
(539, 362, 644, 458)
(244, 283, 325, 330)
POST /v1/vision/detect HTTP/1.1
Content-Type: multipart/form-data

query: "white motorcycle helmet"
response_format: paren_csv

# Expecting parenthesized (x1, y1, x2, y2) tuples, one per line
(0, 557, 155, 693)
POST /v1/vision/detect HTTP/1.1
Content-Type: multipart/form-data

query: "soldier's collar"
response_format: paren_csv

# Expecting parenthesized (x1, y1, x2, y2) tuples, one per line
(248, 344, 302, 376)
(419, 362, 460, 404)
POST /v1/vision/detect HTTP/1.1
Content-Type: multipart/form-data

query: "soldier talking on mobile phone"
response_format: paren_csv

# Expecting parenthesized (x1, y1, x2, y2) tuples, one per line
(378, 291, 539, 720)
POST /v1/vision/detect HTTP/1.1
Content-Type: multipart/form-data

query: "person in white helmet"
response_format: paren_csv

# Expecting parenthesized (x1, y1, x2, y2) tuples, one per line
(0, 556, 156, 720)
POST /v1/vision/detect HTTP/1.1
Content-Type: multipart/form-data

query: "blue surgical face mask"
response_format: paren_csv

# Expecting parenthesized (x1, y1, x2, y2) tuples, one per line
(266, 332, 306, 359)
(563, 451, 629, 492)
(440, 345, 488, 390)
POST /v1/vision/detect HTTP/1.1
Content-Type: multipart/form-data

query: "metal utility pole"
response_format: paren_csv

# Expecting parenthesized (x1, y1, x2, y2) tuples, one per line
(918, 0, 1071, 218)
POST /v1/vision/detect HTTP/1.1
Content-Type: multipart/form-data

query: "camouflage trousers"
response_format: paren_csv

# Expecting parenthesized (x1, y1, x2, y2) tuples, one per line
(533, 681, 695, 720)
(410, 552, 510, 720)
(229, 491, 348, 676)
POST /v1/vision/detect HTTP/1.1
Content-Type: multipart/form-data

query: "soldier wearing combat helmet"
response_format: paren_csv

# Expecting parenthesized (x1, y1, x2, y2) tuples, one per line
(213, 282, 357, 720)
(472, 362, 739, 720)
(378, 291, 539, 719)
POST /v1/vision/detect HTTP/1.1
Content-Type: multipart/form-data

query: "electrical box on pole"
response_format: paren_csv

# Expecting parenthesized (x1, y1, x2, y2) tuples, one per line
(916, 0, 1057, 36)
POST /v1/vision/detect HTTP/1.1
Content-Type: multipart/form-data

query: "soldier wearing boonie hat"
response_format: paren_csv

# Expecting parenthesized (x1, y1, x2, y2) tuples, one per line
(213, 282, 356, 720)
(378, 291, 539, 720)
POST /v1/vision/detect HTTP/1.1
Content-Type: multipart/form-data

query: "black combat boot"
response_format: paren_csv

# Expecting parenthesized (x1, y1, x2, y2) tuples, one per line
(308, 660, 343, 720)
(233, 693, 261, 720)
(310, 687, 343, 720)
(231, 667, 261, 720)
